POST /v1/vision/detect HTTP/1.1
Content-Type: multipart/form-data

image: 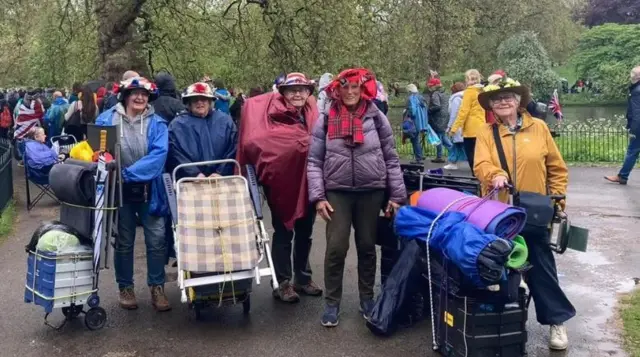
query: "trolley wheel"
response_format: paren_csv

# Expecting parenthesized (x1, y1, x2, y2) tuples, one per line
(87, 294, 100, 308)
(243, 296, 251, 314)
(62, 305, 83, 320)
(84, 307, 107, 331)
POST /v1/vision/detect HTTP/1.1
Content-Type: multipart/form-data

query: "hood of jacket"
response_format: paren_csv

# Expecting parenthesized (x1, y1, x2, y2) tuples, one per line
(155, 73, 178, 97)
(268, 92, 318, 129)
(52, 97, 68, 106)
(319, 73, 333, 91)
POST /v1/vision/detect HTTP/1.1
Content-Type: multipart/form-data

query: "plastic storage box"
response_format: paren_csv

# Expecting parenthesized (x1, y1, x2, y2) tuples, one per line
(426, 255, 528, 357)
(24, 246, 95, 313)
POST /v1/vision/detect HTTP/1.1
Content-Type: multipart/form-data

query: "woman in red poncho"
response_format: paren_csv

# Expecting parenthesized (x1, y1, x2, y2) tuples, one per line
(237, 72, 322, 304)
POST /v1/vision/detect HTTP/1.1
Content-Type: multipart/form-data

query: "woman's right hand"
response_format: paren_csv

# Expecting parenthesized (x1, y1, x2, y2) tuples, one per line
(491, 175, 509, 189)
(316, 200, 334, 222)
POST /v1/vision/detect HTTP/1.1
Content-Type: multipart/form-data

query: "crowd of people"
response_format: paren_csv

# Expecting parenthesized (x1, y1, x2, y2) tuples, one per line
(6, 65, 579, 351)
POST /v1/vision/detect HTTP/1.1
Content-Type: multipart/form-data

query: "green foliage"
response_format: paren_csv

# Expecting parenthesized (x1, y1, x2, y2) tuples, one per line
(0, 201, 16, 244)
(620, 288, 640, 357)
(0, 0, 584, 90)
(574, 24, 640, 99)
(497, 31, 560, 100)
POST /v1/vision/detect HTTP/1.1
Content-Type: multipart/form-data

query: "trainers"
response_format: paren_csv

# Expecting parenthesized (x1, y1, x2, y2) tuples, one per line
(359, 299, 375, 320)
(431, 158, 446, 163)
(150, 285, 171, 312)
(272, 280, 300, 303)
(549, 324, 568, 350)
(293, 280, 323, 296)
(443, 163, 458, 170)
(321, 304, 340, 327)
(119, 287, 138, 310)
(604, 175, 627, 185)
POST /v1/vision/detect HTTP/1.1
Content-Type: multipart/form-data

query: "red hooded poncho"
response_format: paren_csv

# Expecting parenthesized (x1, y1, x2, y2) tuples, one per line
(237, 92, 319, 230)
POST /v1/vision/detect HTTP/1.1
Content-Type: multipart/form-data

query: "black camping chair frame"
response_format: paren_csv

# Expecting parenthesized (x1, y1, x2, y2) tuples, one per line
(24, 135, 77, 211)
(23, 152, 58, 211)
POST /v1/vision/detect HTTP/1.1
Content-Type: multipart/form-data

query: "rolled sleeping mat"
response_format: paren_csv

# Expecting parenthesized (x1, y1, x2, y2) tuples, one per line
(416, 187, 526, 240)
(49, 162, 96, 205)
(506, 235, 528, 269)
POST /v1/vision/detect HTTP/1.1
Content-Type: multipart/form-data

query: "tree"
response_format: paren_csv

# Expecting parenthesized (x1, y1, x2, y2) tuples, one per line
(581, 0, 640, 27)
(95, 0, 148, 81)
(573, 23, 640, 98)
(497, 31, 560, 100)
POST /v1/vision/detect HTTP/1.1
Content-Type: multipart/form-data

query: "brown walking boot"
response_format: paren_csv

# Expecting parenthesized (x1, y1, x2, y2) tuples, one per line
(293, 280, 323, 296)
(604, 175, 627, 185)
(119, 287, 138, 310)
(272, 280, 300, 303)
(150, 285, 172, 312)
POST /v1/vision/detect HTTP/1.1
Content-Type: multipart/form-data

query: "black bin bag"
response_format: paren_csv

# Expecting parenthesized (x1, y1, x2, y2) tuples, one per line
(366, 240, 424, 336)
(25, 220, 93, 253)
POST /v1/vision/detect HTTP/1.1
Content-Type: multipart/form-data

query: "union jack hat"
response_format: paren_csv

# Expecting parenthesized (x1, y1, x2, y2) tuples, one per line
(116, 76, 159, 101)
(182, 82, 216, 104)
(277, 72, 315, 94)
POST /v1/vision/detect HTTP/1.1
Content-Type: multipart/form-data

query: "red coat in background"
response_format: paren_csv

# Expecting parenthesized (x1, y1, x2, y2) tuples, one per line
(236, 92, 319, 230)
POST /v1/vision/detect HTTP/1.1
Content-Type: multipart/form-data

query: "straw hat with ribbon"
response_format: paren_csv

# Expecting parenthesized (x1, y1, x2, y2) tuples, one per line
(477, 77, 531, 111)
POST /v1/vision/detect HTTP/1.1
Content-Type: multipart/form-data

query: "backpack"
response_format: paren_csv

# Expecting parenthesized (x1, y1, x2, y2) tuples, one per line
(0, 106, 11, 129)
(65, 102, 83, 127)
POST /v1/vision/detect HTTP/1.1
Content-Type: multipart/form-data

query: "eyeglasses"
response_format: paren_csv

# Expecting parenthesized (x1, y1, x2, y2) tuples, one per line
(284, 87, 310, 95)
(491, 94, 517, 103)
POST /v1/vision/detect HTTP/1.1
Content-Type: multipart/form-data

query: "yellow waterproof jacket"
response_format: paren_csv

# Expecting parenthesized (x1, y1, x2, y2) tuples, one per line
(449, 85, 486, 138)
(473, 113, 568, 203)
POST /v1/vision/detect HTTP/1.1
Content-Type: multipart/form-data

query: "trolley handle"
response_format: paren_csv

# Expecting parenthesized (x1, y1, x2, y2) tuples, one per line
(245, 164, 263, 219)
(171, 159, 242, 183)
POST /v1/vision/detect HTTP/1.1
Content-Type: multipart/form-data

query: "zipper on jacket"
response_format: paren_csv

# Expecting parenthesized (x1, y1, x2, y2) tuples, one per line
(351, 147, 356, 188)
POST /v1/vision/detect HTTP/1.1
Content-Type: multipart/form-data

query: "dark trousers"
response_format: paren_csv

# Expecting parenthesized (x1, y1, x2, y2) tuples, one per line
(270, 205, 316, 285)
(522, 225, 576, 325)
(324, 190, 385, 305)
(463, 137, 476, 172)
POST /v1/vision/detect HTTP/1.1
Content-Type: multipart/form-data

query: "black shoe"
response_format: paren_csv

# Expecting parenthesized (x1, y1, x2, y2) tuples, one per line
(431, 158, 446, 163)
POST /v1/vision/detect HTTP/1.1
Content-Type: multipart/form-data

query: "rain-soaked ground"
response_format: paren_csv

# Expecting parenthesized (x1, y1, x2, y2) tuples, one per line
(0, 162, 638, 357)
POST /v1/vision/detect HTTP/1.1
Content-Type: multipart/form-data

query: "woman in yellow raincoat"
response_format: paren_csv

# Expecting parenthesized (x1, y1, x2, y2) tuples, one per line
(473, 78, 574, 352)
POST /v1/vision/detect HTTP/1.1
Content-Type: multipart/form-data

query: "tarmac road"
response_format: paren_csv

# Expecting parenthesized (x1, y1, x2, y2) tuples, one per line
(0, 163, 637, 357)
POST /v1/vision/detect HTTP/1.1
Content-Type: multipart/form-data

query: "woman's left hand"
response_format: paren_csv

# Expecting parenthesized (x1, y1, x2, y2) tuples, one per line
(385, 201, 400, 217)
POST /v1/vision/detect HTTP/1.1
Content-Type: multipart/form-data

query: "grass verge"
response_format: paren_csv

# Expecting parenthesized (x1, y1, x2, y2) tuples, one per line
(0, 201, 16, 244)
(620, 288, 640, 357)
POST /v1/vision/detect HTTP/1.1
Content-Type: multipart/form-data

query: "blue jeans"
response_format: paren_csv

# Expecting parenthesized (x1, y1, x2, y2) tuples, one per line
(435, 133, 453, 159)
(619, 135, 640, 181)
(114, 202, 166, 289)
(409, 134, 424, 161)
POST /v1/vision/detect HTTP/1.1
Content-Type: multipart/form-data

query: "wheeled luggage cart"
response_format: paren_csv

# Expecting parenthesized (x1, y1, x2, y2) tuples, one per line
(165, 159, 277, 319)
(25, 129, 120, 331)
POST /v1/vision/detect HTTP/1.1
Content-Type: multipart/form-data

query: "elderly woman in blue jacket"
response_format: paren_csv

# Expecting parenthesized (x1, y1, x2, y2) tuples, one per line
(167, 82, 238, 179)
(95, 77, 170, 312)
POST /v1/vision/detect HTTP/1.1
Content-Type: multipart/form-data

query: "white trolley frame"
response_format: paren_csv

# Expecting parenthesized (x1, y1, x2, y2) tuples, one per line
(171, 159, 278, 304)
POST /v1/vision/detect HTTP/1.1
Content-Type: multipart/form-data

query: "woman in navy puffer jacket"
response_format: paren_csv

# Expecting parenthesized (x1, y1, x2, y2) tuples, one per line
(307, 68, 405, 328)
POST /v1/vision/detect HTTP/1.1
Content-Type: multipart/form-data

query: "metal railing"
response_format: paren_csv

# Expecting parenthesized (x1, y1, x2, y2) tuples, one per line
(394, 118, 630, 163)
(0, 138, 13, 212)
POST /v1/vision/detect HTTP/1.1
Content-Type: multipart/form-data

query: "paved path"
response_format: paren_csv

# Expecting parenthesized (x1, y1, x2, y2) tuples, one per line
(0, 162, 637, 357)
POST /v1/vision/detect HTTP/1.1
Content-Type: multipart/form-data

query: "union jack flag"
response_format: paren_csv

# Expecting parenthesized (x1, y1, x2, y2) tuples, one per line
(549, 89, 563, 121)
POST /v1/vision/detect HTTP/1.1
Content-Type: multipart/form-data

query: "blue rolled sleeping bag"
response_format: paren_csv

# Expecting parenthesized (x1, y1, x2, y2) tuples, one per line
(394, 206, 505, 287)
